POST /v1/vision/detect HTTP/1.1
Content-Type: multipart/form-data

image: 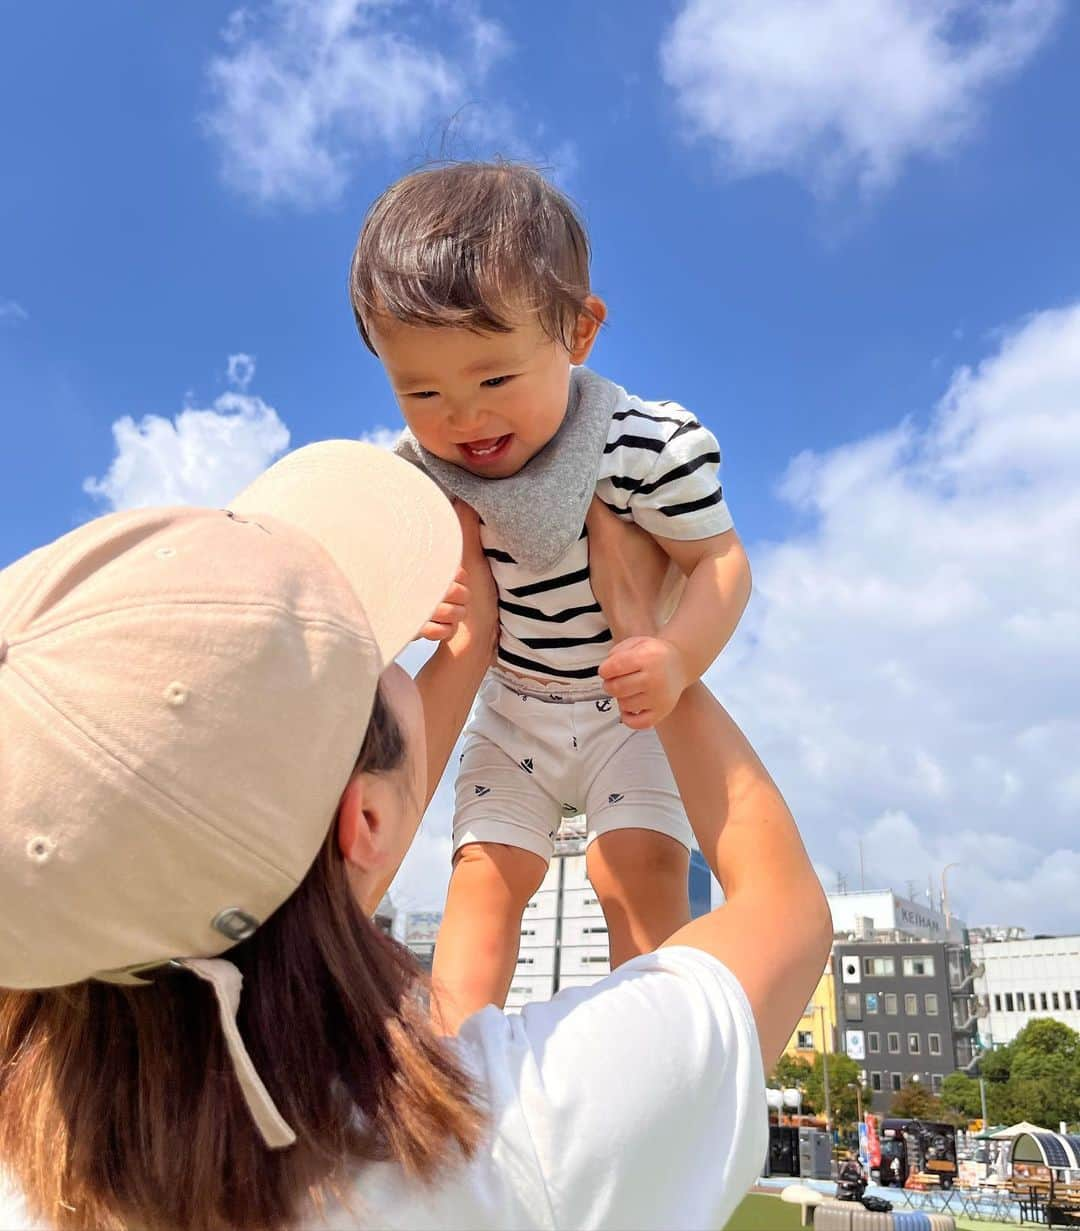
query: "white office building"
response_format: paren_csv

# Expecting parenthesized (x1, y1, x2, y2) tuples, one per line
(972, 934, 1080, 1047)
(508, 821, 611, 1009)
(827, 889, 965, 943)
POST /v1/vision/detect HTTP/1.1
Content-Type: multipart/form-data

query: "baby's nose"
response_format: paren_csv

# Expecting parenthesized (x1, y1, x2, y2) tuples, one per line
(448, 403, 487, 434)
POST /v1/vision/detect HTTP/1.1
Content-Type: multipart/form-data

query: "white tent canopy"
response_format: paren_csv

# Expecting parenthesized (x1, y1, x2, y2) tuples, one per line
(990, 1121, 1047, 1140)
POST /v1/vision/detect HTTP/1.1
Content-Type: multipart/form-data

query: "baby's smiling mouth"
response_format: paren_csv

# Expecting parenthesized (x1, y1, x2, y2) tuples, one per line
(458, 435, 512, 464)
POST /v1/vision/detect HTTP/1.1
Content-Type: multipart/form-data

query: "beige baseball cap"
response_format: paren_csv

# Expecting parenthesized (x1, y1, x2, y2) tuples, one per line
(0, 440, 461, 1149)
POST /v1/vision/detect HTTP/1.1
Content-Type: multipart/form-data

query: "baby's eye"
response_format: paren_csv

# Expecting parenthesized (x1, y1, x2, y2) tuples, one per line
(481, 375, 511, 388)
(409, 391, 439, 400)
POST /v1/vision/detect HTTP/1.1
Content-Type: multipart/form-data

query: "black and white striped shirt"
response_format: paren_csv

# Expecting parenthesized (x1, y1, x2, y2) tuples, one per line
(486, 388, 733, 681)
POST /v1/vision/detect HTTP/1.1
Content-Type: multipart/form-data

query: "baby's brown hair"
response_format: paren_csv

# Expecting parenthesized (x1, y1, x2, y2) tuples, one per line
(350, 161, 597, 352)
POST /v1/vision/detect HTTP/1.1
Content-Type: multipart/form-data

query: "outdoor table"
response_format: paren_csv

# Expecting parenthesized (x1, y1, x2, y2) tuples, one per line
(969, 1184, 1014, 1222)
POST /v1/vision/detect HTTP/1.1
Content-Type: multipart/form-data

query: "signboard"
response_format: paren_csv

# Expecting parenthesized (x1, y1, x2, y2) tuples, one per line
(404, 911, 443, 944)
(845, 1030, 866, 1060)
(866, 992, 879, 1013)
(858, 1121, 869, 1168)
(840, 955, 862, 985)
(865, 1115, 882, 1168)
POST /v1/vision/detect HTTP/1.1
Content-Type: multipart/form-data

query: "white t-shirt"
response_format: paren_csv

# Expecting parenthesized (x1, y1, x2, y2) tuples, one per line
(0, 948, 766, 1231)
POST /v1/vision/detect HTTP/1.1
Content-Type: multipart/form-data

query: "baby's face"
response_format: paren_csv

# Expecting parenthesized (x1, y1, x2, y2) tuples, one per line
(368, 309, 592, 478)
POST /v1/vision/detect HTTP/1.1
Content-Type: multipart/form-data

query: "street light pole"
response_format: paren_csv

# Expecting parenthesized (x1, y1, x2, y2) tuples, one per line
(941, 863, 960, 931)
(979, 1074, 990, 1179)
(818, 1004, 832, 1133)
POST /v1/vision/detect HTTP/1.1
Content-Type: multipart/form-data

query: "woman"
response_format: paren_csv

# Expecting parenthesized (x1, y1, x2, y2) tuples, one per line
(0, 441, 830, 1230)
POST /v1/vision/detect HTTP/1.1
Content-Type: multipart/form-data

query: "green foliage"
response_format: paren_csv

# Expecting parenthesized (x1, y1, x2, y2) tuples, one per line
(889, 1079, 947, 1121)
(768, 1051, 870, 1125)
(943, 1017, 1080, 1131)
(940, 1073, 981, 1119)
(770, 1054, 813, 1092)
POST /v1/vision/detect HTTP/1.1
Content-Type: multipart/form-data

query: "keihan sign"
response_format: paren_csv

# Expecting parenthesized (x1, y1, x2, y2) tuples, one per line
(898, 906, 942, 933)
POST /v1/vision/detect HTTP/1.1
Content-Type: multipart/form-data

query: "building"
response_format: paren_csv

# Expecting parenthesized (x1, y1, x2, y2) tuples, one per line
(507, 820, 716, 1010)
(828, 889, 965, 944)
(373, 893, 396, 937)
(785, 963, 838, 1058)
(971, 933, 1080, 1047)
(403, 910, 443, 974)
(833, 939, 981, 1112)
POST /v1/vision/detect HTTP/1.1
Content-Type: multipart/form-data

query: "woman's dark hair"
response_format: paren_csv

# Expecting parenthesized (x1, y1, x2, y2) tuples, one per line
(349, 160, 597, 352)
(0, 687, 484, 1231)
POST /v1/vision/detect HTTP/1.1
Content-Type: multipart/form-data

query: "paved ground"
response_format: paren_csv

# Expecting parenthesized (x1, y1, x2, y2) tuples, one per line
(737, 1186, 1020, 1231)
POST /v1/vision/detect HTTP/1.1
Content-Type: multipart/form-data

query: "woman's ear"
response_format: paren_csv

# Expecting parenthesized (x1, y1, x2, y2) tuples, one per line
(569, 295, 607, 365)
(336, 775, 379, 871)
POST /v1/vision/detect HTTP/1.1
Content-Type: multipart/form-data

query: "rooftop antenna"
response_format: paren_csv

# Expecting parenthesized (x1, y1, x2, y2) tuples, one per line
(906, 880, 917, 901)
(859, 839, 866, 891)
(836, 873, 848, 894)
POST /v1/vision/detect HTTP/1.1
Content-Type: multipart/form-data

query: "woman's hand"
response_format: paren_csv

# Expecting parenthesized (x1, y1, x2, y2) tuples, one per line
(585, 499, 690, 729)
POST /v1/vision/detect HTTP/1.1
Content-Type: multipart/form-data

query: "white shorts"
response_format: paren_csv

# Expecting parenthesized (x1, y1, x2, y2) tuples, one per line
(453, 670, 692, 863)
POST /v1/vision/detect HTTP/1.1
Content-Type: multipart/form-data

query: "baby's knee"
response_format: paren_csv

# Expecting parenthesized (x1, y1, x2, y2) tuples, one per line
(453, 841, 548, 907)
(588, 829, 689, 900)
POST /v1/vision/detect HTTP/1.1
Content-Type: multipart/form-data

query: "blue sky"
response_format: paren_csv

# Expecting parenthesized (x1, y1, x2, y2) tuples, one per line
(3, 1, 1079, 931)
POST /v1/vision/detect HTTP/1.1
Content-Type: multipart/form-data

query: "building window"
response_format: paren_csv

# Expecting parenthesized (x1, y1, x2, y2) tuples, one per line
(845, 991, 862, 1021)
(932, 1074, 943, 1093)
(871, 1072, 882, 1091)
(1052, 992, 1061, 1011)
(929, 1034, 941, 1055)
(925, 993, 939, 1015)
(865, 957, 896, 977)
(908, 1034, 921, 1054)
(1066, 992, 1073, 1011)
(888, 1032, 901, 1054)
(869, 1032, 881, 1053)
(1041, 992, 1048, 1010)
(797, 1031, 814, 1049)
(994, 994, 1002, 1012)
(1005, 993, 1014, 1012)
(891, 1074, 903, 1091)
(905, 993, 918, 1015)
(902, 956, 935, 977)
(1015, 992, 1025, 1011)
(866, 993, 880, 1014)
(884, 994, 898, 1015)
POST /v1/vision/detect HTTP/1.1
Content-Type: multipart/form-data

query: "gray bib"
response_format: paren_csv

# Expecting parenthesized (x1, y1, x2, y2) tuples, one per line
(393, 366, 622, 573)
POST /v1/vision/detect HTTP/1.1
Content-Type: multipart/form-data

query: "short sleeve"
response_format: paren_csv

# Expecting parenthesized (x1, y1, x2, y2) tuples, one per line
(629, 419, 734, 541)
(466, 947, 767, 1231)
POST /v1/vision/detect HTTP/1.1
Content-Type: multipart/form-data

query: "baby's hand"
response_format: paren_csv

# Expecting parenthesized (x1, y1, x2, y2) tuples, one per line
(597, 635, 692, 730)
(418, 566, 470, 642)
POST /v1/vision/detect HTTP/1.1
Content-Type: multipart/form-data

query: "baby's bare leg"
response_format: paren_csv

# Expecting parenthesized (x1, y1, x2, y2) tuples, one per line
(586, 829, 690, 968)
(431, 841, 547, 1034)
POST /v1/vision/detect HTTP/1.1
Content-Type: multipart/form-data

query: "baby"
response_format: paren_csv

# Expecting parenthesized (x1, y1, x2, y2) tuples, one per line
(349, 163, 751, 1031)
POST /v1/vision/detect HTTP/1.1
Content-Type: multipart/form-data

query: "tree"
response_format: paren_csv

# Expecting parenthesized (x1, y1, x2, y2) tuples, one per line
(941, 1072, 1009, 1126)
(889, 1079, 946, 1121)
(770, 1054, 813, 1093)
(767, 1052, 870, 1126)
(942, 1019, 1080, 1132)
(805, 1052, 869, 1127)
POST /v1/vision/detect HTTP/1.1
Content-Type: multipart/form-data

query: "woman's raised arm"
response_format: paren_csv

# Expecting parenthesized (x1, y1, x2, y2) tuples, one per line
(414, 501, 497, 812)
(586, 499, 831, 1067)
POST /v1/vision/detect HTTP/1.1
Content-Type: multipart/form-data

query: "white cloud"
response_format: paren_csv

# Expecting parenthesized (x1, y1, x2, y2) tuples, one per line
(227, 352, 256, 390)
(361, 424, 403, 450)
(84, 358, 290, 510)
(712, 303, 1080, 932)
(0, 299, 28, 323)
(661, 0, 1063, 194)
(203, 0, 543, 209)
